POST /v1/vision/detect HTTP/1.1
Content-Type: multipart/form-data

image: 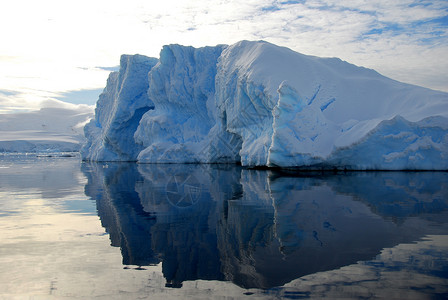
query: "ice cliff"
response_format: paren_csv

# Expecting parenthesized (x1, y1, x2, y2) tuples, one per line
(81, 41, 448, 170)
(83, 54, 158, 161)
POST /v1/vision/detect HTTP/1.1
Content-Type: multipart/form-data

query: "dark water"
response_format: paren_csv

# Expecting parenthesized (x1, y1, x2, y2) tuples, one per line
(1, 154, 447, 299)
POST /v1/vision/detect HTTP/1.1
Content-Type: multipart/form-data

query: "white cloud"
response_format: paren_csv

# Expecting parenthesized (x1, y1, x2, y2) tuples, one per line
(0, 0, 447, 112)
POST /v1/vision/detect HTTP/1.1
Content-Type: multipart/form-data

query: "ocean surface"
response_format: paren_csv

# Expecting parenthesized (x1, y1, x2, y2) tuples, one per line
(0, 154, 447, 299)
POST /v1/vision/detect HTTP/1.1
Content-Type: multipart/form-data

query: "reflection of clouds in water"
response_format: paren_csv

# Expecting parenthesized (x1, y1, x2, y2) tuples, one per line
(83, 163, 448, 293)
(273, 235, 448, 300)
(0, 155, 90, 215)
(0, 155, 86, 196)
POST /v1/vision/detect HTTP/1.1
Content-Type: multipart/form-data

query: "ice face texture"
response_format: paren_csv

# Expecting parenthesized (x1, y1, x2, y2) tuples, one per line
(81, 54, 158, 161)
(135, 44, 227, 163)
(82, 41, 448, 170)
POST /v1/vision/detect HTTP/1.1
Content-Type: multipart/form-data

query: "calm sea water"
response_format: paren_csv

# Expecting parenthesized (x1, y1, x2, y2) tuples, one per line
(0, 154, 447, 299)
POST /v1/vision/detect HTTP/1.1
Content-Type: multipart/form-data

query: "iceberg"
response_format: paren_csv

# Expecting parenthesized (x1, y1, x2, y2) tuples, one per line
(135, 44, 227, 163)
(82, 41, 448, 170)
(82, 54, 158, 161)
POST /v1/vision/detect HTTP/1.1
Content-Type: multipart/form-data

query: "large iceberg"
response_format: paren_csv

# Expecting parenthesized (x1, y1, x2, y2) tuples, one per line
(81, 41, 448, 170)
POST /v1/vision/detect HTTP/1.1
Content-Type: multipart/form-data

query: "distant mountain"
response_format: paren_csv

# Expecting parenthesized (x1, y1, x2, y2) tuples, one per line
(81, 41, 448, 170)
(0, 106, 93, 153)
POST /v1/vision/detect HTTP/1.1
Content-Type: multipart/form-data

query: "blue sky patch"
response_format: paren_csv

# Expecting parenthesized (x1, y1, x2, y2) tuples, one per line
(58, 88, 104, 105)
(0, 89, 20, 97)
(262, 5, 281, 12)
(95, 65, 120, 72)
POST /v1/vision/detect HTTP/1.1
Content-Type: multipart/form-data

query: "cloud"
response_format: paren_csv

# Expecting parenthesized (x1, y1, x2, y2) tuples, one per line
(0, 89, 94, 114)
(0, 0, 447, 113)
(58, 88, 104, 106)
(255, 0, 448, 91)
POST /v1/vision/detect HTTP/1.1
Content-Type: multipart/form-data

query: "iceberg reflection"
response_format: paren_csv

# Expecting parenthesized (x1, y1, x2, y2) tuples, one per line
(82, 163, 448, 289)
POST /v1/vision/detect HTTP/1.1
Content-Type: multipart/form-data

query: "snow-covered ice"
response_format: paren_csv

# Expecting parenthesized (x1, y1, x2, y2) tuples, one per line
(0, 107, 93, 153)
(82, 41, 448, 170)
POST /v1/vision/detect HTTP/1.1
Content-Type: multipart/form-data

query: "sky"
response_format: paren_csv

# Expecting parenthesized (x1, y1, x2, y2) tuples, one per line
(0, 0, 447, 113)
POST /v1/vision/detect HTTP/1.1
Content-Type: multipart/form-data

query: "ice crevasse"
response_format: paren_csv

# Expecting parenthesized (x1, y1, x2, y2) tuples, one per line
(81, 41, 448, 170)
